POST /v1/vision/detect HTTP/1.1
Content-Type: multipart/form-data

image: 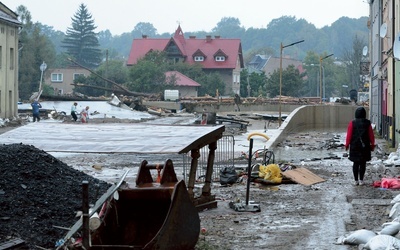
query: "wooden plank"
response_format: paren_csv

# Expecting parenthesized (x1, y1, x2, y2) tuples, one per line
(281, 167, 325, 186)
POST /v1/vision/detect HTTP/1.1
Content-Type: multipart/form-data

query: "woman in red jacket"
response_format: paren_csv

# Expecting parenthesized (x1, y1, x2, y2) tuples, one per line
(345, 107, 375, 186)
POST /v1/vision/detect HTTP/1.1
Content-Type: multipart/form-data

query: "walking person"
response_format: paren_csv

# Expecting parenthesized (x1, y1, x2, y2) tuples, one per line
(345, 107, 375, 186)
(71, 102, 78, 121)
(31, 100, 42, 122)
(234, 94, 241, 112)
(80, 106, 90, 123)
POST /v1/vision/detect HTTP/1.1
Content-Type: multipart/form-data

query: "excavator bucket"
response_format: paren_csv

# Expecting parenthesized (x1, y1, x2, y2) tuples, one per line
(89, 159, 200, 249)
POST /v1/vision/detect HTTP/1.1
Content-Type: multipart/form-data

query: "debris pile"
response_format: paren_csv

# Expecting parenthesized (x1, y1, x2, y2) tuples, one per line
(0, 144, 111, 249)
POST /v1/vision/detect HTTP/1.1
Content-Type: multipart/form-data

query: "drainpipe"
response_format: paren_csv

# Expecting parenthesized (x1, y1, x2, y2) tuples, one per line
(378, 0, 383, 136)
(392, 0, 396, 148)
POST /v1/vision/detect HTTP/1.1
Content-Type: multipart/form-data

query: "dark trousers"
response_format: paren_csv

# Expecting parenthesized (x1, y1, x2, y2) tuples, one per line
(71, 111, 77, 121)
(352, 161, 366, 181)
(32, 113, 40, 122)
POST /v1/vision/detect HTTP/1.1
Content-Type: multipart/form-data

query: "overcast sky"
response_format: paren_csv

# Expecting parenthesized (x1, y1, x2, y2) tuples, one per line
(5, 0, 370, 35)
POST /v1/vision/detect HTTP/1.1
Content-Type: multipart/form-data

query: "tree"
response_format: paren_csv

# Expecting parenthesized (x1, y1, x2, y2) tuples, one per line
(240, 69, 267, 97)
(302, 51, 347, 100)
(212, 17, 245, 38)
(132, 22, 158, 37)
(16, 5, 56, 100)
(196, 73, 225, 97)
(127, 51, 168, 93)
(266, 65, 305, 98)
(341, 35, 366, 91)
(62, 4, 102, 69)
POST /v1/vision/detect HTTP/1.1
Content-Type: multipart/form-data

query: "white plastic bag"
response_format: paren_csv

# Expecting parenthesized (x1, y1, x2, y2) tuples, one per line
(391, 194, 400, 204)
(363, 235, 400, 250)
(379, 221, 400, 236)
(389, 203, 400, 218)
(343, 229, 377, 245)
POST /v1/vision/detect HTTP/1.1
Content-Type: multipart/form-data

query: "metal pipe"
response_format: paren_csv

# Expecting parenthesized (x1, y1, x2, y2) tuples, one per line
(245, 139, 253, 205)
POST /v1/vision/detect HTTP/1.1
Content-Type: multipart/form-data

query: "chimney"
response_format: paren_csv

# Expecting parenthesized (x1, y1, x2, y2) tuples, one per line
(189, 35, 196, 39)
(206, 35, 212, 42)
(142, 35, 148, 39)
(215, 35, 220, 39)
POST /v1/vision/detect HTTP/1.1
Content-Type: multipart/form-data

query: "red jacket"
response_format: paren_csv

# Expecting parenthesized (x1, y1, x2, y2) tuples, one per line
(345, 121, 375, 151)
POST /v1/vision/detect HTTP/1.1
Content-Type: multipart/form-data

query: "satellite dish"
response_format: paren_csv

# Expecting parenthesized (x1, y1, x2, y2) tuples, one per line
(362, 46, 368, 56)
(380, 23, 388, 38)
(393, 32, 400, 60)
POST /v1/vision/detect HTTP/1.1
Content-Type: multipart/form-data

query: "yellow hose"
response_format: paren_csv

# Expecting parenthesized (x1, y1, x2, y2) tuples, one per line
(247, 132, 270, 141)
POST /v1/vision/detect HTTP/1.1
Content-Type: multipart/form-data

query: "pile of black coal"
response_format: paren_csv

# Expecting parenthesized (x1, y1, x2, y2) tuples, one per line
(0, 143, 111, 249)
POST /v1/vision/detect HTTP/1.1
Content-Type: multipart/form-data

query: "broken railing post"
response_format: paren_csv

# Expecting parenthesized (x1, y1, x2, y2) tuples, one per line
(82, 181, 90, 249)
(202, 141, 217, 196)
(187, 149, 200, 199)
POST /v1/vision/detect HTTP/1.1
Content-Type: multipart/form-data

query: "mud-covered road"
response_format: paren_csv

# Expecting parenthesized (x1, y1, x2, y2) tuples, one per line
(0, 115, 399, 249)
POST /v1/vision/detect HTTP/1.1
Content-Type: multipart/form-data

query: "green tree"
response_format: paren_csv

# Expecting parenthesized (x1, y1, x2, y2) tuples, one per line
(16, 5, 56, 100)
(74, 59, 129, 97)
(133, 22, 158, 37)
(196, 73, 225, 97)
(302, 51, 346, 100)
(167, 61, 204, 80)
(303, 51, 322, 97)
(240, 69, 267, 97)
(212, 17, 246, 38)
(127, 51, 167, 93)
(266, 65, 304, 97)
(62, 4, 102, 69)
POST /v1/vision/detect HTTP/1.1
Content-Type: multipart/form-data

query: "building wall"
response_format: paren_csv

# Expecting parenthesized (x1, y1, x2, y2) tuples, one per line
(204, 68, 233, 96)
(232, 57, 241, 95)
(395, 0, 400, 144)
(176, 86, 198, 97)
(369, 0, 382, 135)
(0, 20, 19, 119)
(45, 68, 91, 95)
(263, 57, 303, 77)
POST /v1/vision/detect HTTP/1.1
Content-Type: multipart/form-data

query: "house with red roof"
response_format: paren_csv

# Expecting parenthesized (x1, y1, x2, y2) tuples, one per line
(127, 26, 244, 96)
(165, 71, 200, 98)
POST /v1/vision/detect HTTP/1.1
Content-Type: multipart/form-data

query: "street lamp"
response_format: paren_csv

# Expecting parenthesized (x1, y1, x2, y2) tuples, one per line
(319, 54, 333, 102)
(279, 39, 304, 126)
(38, 61, 47, 100)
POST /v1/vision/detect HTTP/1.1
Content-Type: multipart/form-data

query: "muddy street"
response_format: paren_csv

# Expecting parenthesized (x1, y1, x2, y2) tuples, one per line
(0, 115, 399, 249)
(48, 123, 399, 249)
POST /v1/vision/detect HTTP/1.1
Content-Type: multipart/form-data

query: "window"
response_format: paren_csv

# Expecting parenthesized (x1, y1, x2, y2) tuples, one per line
(51, 73, 63, 82)
(9, 48, 14, 70)
(194, 56, 204, 62)
(215, 56, 225, 61)
(0, 46, 2, 69)
(73, 73, 84, 80)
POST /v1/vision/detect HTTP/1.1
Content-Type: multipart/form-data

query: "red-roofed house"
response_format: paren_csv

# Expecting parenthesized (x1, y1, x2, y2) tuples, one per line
(165, 71, 200, 97)
(127, 26, 244, 96)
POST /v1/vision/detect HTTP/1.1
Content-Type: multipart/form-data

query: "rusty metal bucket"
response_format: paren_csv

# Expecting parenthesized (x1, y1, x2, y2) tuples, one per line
(89, 159, 200, 249)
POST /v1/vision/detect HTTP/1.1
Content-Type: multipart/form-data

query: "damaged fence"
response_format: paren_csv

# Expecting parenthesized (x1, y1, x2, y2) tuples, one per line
(182, 135, 235, 183)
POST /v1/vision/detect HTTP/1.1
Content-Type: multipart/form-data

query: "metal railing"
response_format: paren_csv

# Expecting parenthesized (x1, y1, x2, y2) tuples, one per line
(182, 135, 236, 183)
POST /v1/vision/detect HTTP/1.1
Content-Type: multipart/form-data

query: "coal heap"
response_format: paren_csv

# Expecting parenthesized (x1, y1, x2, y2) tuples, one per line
(0, 144, 111, 249)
